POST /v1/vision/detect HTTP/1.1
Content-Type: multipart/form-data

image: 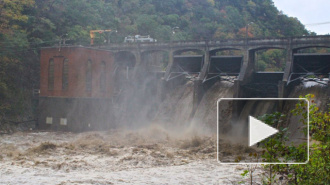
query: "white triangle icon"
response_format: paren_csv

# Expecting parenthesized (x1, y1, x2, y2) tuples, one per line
(249, 116, 279, 147)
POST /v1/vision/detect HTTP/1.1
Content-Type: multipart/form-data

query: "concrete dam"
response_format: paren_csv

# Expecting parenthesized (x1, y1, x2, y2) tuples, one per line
(37, 35, 330, 132)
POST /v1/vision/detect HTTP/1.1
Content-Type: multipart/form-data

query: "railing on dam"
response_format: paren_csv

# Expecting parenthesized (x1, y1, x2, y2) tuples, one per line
(102, 35, 330, 52)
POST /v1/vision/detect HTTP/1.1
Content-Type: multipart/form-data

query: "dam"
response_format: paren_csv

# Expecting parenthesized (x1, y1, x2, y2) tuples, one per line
(37, 36, 330, 131)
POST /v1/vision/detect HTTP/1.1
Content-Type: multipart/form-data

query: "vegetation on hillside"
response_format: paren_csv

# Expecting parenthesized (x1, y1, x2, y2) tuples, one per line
(0, 0, 312, 122)
(26, 0, 310, 44)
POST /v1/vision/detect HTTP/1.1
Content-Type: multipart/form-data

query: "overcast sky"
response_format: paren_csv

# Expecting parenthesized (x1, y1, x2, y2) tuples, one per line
(272, 0, 330, 35)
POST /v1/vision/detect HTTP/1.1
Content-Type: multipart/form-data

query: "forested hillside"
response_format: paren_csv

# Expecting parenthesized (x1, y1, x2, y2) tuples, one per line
(0, 0, 310, 123)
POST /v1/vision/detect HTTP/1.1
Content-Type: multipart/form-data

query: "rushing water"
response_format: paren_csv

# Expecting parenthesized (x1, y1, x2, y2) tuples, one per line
(1, 74, 328, 184)
(113, 70, 328, 136)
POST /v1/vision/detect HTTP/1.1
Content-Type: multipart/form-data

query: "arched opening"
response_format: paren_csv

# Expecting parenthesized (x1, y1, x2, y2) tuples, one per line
(288, 46, 330, 86)
(48, 58, 54, 90)
(213, 49, 242, 56)
(100, 61, 106, 92)
(243, 47, 286, 98)
(62, 58, 69, 90)
(112, 51, 136, 97)
(86, 59, 92, 92)
(296, 46, 330, 54)
(167, 49, 205, 81)
(142, 50, 169, 74)
(255, 48, 287, 72)
(114, 51, 136, 79)
(204, 48, 243, 84)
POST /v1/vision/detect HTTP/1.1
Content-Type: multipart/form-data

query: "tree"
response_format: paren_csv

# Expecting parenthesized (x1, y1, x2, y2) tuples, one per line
(254, 95, 330, 184)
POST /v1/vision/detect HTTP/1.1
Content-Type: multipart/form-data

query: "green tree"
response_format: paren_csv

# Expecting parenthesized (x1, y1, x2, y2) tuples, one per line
(257, 95, 330, 184)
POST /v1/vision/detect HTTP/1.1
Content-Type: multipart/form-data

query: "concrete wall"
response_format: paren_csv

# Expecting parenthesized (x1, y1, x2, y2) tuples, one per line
(38, 97, 115, 132)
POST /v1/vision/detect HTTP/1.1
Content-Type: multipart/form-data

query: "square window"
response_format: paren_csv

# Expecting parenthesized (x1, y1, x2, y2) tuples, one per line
(60, 118, 67, 126)
(46, 117, 53, 124)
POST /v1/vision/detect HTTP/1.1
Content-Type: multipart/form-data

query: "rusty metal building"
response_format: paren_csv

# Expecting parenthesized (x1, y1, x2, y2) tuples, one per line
(38, 46, 116, 131)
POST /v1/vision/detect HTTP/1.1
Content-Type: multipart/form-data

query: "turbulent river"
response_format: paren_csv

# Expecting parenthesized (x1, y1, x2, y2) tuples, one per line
(0, 76, 328, 184)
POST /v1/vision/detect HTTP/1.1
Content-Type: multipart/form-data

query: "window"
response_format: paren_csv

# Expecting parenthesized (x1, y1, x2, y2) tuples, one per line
(46, 117, 53, 124)
(100, 61, 106, 92)
(86, 59, 92, 91)
(62, 58, 69, 90)
(48, 58, 54, 90)
(60, 118, 67, 126)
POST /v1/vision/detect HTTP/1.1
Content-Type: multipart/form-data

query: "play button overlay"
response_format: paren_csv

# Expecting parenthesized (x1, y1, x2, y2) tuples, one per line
(249, 116, 278, 147)
(217, 98, 309, 164)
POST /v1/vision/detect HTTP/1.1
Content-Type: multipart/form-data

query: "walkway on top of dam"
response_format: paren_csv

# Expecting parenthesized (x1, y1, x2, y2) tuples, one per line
(100, 35, 330, 53)
(99, 35, 330, 87)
